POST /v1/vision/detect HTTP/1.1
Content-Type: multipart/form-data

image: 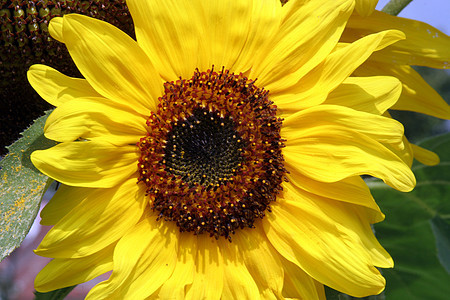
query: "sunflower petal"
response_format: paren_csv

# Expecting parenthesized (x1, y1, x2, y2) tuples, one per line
(412, 143, 440, 166)
(35, 178, 146, 258)
(346, 11, 450, 68)
(127, 0, 207, 80)
(283, 124, 415, 191)
(381, 132, 414, 167)
(40, 185, 91, 226)
(354, 0, 377, 17)
(27, 65, 100, 107)
(35, 244, 114, 293)
(128, 0, 254, 80)
(218, 238, 260, 300)
(283, 185, 392, 269)
(285, 170, 384, 223)
(59, 14, 162, 113)
(185, 236, 224, 300)
(280, 255, 325, 300)
(272, 29, 405, 112)
(282, 105, 405, 148)
(48, 16, 63, 42)
(356, 62, 450, 119)
(254, 0, 354, 92)
(44, 97, 146, 145)
(31, 141, 138, 188)
(233, 225, 284, 298)
(199, 1, 254, 71)
(265, 186, 390, 297)
(158, 234, 197, 300)
(323, 76, 402, 115)
(314, 281, 327, 300)
(231, 0, 282, 74)
(86, 216, 179, 299)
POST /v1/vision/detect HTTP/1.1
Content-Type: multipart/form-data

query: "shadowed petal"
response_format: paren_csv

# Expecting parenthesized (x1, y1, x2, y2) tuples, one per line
(35, 177, 146, 258)
(86, 216, 179, 299)
(265, 185, 391, 297)
(35, 244, 114, 293)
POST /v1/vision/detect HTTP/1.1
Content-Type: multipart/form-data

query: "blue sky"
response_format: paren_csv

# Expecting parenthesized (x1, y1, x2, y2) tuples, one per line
(376, 0, 450, 35)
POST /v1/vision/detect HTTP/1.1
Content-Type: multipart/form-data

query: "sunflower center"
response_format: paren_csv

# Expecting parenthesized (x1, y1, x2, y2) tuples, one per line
(164, 108, 244, 187)
(138, 67, 287, 240)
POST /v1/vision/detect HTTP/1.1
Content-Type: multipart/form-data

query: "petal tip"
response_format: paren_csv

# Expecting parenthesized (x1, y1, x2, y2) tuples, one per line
(49, 16, 64, 42)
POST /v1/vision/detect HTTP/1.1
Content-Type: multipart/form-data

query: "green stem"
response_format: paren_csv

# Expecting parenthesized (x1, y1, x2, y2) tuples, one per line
(381, 0, 413, 16)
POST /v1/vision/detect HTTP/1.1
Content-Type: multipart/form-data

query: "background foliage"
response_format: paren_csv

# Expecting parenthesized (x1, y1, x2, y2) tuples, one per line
(371, 133, 450, 299)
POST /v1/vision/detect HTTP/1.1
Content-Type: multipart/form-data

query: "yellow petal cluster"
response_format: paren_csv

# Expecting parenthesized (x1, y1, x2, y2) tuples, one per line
(25, 0, 446, 299)
(344, 2, 450, 166)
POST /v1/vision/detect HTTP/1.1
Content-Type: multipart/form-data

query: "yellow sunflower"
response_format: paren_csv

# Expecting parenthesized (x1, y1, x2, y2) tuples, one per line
(342, 0, 450, 166)
(28, 0, 417, 299)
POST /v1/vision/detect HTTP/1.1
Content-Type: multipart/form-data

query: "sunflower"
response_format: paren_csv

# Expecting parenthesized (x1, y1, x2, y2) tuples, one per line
(28, 0, 416, 299)
(342, 0, 450, 166)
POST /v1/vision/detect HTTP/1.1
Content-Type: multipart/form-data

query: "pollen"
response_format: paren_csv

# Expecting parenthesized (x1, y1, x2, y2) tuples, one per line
(138, 67, 287, 240)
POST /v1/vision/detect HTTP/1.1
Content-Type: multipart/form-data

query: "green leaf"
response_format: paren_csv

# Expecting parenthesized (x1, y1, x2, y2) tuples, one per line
(430, 215, 450, 273)
(34, 286, 76, 300)
(0, 111, 56, 261)
(368, 132, 450, 299)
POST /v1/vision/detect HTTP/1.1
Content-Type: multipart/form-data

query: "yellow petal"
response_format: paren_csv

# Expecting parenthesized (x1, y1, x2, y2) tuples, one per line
(280, 184, 390, 268)
(27, 65, 100, 107)
(282, 105, 405, 148)
(199, 1, 255, 71)
(412, 143, 440, 166)
(44, 97, 146, 145)
(61, 14, 162, 113)
(86, 216, 179, 299)
(234, 225, 284, 298)
(285, 170, 384, 223)
(381, 132, 414, 167)
(128, 0, 255, 80)
(346, 11, 450, 68)
(286, 184, 392, 269)
(185, 235, 224, 300)
(48, 16, 63, 42)
(40, 185, 90, 226)
(31, 141, 138, 188)
(280, 255, 325, 300)
(35, 244, 114, 293)
(356, 62, 450, 119)
(253, 0, 354, 92)
(272, 29, 405, 112)
(314, 281, 327, 300)
(217, 238, 260, 300)
(354, 0, 378, 17)
(35, 177, 146, 258)
(324, 76, 402, 115)
(264, 186, 390, 297)
(283, 124, 416, 191)
(157, 234, 197, 300)
(231, 0, 282, 75)
(127, 0, 208, 80)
